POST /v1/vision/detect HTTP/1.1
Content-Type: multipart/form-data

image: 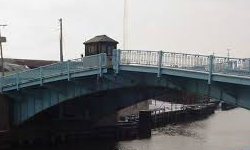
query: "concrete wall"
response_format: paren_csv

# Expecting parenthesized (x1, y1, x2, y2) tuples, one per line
(118, 101, 149, 119)
(0, 95, 10, 131)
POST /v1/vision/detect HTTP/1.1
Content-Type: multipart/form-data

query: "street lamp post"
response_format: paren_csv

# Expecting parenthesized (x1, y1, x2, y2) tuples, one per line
(0, 24, 7, 76)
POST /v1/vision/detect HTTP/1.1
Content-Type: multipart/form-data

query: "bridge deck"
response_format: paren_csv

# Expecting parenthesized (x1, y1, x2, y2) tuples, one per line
(113, 50, 250, 85)
(1, 50, 250, 92)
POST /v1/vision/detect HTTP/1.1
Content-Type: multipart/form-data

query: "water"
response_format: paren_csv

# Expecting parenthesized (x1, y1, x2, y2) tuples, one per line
(118, 108, 250, 150)
(15, 108, 250, 150)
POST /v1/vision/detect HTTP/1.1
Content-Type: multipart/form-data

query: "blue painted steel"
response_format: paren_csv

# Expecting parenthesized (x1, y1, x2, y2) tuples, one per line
(112, 49, 250, 110)
(0, 53, 107, 92)
(2, 50, 250, 125)
(157, 51, 163, 77)
(117, 50, 250, 76)
(114, 50, 250, 84)
(112, 49, 120, 74)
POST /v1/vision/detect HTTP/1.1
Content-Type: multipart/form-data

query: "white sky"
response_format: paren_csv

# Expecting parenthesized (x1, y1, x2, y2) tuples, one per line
(0, 0, 250, 60)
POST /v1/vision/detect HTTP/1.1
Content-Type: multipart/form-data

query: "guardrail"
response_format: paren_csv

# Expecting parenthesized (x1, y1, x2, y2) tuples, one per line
(213, 56, 250, 75)
(115, 49, 250, 76)
(0, 53, 107, 92)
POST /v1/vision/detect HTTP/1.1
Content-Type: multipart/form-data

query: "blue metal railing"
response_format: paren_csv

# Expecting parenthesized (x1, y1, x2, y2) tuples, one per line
(117, 50, 250, 76)
(0, 53, 107, 91)
(213, 56, 250, 75)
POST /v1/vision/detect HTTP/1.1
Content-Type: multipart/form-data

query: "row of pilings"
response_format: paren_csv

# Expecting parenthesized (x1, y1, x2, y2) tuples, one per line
(151, 103, 217, 129)
(139, 102, 218, 138)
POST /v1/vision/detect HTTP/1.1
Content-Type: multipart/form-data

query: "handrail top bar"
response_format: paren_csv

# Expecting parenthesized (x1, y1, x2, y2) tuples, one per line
(119, 49, 209, 57)
(120, 49, 159, 53)
(214, 56, 250, 60)
(119, 49, 249, 60)
(70, 53, 105, 61)
(0, 53, 106, 79)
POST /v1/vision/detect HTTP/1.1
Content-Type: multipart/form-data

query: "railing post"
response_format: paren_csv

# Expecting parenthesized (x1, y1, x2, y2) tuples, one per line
(248, 59, 250, 72)
(208, 55, 214, 85)
(40, 67, 43, 86)
(0, 77, 3, 93)
(67, 60, 71, 81)
(99, 54, 103, 77)
(102, 53, 107, 67)
(16, 73, 19, 90)
(117, 49, 120, 74)
(113, 49, 120, 74)
(157, 51, 163, 77)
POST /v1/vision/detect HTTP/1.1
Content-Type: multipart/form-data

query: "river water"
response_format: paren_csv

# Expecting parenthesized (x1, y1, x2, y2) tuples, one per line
(16, 108, 250, 150)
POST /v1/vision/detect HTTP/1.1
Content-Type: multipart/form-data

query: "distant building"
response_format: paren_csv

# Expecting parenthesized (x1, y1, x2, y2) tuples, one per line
(4, 58, 57, 69)
(0, 62, 29, 76)
(83, 35, 118, 56)
(0, 58, 57, 76)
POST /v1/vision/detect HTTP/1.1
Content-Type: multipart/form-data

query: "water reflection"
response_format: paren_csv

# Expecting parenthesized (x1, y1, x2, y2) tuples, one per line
(153, 123, 206, 141)
(13, 108, 250, 150)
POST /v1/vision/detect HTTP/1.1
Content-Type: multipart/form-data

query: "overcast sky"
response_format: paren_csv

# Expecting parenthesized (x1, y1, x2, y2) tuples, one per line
(0, 0, 250, 60)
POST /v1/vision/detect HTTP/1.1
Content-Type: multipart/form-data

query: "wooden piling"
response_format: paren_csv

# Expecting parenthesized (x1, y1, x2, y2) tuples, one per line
(138, 110, 151, 139)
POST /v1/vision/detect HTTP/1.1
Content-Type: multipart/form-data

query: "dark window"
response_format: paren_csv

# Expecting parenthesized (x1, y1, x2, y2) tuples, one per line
(107, 46, 115, 56)
(101, 45, 106, 53)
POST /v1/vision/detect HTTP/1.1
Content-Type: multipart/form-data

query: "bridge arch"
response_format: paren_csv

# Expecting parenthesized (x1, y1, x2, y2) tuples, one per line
(18, 86, 202, 127)
(6, 68, 243, 125)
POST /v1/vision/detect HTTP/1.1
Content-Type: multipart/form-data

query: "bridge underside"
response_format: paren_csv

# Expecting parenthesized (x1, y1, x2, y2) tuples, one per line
(3, 69, 250, 126)
(18, 86, 165, 125)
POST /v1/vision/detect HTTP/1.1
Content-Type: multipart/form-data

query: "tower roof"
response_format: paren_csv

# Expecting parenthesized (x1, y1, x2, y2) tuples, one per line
(83, 35, 118, 44)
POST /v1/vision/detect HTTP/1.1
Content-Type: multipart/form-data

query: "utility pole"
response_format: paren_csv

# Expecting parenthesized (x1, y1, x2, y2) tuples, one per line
(123, 0, 128, 50)
(58, 18, 64, 121)
(0, 24, 7, 76)
(59, 18, 63, 62)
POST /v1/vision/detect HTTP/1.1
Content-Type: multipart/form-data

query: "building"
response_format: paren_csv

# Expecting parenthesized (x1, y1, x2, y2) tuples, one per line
(84, 35, 150, 122)
(84, 35, 118, 56)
